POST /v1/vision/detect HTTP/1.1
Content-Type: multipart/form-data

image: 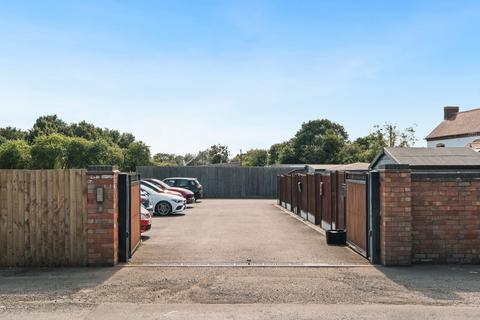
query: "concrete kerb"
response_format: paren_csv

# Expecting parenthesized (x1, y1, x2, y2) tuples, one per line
(121, 263, 374, 268)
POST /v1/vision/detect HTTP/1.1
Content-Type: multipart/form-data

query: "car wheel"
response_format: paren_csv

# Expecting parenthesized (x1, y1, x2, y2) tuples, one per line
(155, 201, 172, 216)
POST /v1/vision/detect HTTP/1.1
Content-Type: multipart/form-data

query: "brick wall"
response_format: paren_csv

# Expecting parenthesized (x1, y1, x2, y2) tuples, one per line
(87, 169, 119, 266)
(411, 177, 480, 264)
(379, 168, 412, 266)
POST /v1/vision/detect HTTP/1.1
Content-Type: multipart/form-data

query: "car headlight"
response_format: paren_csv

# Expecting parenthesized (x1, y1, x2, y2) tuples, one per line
(174, 199, 183, 203)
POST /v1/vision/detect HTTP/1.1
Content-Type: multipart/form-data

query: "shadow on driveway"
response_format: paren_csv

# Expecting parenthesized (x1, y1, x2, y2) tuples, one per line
(375, 265, 480, 303)
(0, 267, 119, 297)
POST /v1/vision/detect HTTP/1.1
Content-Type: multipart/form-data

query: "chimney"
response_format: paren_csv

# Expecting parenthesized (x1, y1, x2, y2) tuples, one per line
(444, 106, 459, 120)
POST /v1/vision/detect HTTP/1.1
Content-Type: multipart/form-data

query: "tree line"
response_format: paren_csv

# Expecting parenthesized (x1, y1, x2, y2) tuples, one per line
(230, 119, 416, 167)
(0, 116, 416, 170)
(0, 115, 149, 171)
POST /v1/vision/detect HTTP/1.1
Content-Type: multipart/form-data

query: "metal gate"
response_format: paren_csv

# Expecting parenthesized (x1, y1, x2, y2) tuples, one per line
(118, 173, 141, 262)
(345, 172, 368, 257)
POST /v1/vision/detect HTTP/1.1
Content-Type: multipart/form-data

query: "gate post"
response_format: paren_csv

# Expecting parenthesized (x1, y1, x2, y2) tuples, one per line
(378, 165, 412, 266)
(368, 171, 380, 264)
(117, 173, 130, 263)
(86, 165, 119, 266)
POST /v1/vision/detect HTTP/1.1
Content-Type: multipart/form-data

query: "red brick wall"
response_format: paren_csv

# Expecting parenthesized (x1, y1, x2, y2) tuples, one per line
(87, 171, 118, 266)
(379, 169, 412, 266)
(411, 179, 480, 264)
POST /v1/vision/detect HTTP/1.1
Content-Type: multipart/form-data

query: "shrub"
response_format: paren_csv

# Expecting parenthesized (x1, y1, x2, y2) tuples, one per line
(0, 140, 32, 169)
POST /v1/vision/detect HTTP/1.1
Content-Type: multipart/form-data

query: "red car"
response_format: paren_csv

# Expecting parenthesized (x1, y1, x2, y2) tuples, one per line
(140, 205, 152, 233)
(145, 178, 195, 204)
(140, 180, 183, 198)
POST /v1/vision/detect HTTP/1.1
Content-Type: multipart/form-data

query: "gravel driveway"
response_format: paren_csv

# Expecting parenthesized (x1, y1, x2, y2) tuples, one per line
(2, 200, 479, 319)
(130, 199, 367, 265)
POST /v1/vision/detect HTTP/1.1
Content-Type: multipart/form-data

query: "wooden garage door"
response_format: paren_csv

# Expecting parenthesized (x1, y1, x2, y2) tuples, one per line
(346, 173, 368, 257)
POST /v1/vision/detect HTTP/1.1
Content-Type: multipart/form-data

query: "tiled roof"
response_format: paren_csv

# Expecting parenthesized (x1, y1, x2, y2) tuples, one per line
(385, 147, 480, 167)
(426, 108, 480, 140)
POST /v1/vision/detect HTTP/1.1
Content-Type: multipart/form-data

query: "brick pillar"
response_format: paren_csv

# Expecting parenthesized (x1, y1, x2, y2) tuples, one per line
(378, 165, 412, 266)
(87, 166, 119, 266)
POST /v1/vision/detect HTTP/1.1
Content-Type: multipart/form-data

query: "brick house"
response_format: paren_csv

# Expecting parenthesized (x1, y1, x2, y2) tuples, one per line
(426, 106, 480, 151)
(370, 147, 480, 265)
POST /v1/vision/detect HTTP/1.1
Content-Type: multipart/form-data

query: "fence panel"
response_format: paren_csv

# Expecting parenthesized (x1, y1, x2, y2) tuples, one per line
(137, 166, 292, 198)
(0, 169, 87, 267)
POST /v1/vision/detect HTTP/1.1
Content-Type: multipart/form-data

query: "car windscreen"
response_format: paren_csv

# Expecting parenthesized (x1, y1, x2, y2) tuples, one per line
(154, 179, 171, 189)
(141, 181, 162, 193)
(176, 179, 190, 187)
(140, 184, 156, 194)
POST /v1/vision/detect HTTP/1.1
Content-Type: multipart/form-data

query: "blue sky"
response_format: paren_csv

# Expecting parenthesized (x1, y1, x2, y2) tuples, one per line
(1, 0, 479, 155)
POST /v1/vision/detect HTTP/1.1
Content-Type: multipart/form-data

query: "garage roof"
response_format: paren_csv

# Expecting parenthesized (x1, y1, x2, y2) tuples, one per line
(370, 147, 480, 169)
(307, 162, 370, 172)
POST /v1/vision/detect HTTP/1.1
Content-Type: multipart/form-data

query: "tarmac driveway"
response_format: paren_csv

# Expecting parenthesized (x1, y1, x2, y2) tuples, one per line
(130, 199, 367, 265)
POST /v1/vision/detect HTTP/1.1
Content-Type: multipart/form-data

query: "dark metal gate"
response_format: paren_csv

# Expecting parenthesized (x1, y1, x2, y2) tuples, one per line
(118, 173, 141, 262)
(345, 172, 368, 257)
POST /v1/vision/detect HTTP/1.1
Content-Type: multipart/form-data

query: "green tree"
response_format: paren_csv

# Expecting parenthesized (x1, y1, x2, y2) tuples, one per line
(0, 140, 32, 169)
(373, 123, 417, 148)
(117, 133, 136, 149)
(277, 141, 297, 164)
(208, 144, 229, 164)
(339, 123, 418, 164)
(69, 121, 102, 141)
(268, 142, 288, 165)
(102, 129, 121, 145)
(241, 149, 268, 167)
(65, 137, 125, 169)
(65, 137, 92, 168)
(123, 141, 151, 171)
(152, 153, 185, 166)
(27, 115, 69, 142)
(153, 153, 174, 163)
(0, 127, 27, 141)
(105, 144, 125, 168)
(31, 134, 70, 169)
(183, 153, 195, 165)
(290, 119, 348, 164)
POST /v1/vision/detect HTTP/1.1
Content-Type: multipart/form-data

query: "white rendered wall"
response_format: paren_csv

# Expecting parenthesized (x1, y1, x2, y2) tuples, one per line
(427, 135, 480, 148)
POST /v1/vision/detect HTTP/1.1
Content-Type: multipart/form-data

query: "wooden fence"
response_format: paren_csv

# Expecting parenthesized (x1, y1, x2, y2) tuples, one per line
(0, 170, 88, 267)
(277, 170, 369, 256)
(137, 166, 293, 198)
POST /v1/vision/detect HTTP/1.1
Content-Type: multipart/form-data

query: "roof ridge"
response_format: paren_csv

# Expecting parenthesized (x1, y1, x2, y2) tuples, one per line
(457, 107, 480, 115)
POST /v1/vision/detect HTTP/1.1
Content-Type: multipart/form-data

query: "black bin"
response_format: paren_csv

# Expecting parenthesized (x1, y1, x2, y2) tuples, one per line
(326, 229, 347, 246)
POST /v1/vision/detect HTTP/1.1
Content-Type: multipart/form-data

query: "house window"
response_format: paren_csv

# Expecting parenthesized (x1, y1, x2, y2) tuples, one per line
(436, 143, 445, 148)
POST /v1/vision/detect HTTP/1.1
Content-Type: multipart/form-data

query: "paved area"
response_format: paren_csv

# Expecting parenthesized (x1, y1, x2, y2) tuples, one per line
(3, 304, 480, 320)
(1, 200, 480, 319)
(130, 199, 367, 265)
(1, 265, 480, 318)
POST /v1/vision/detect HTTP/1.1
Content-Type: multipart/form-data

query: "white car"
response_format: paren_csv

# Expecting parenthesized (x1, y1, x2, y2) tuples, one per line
(140, 184, 186, 216)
